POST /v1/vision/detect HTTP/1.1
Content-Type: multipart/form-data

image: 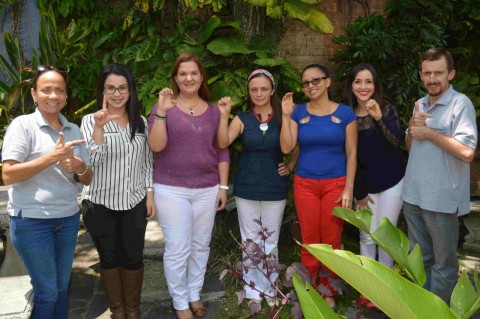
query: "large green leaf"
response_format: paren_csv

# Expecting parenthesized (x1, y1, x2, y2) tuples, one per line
(302, 244, 456, 319)
(266, 5, 283, 19)
(0, 50, 19, 82)
(199, 15, 221, 43)
(4, 33, 22, 72)
(305, 9, 334, 33)
(284, 0, 310, 20)
(292, 272, 338, 319)
(210, 80, 243, 106)
(135, 36, 160, 62)
(207, 37, 254, 56)
(451, 270, 480, 319)
(333, 207, 426, 286)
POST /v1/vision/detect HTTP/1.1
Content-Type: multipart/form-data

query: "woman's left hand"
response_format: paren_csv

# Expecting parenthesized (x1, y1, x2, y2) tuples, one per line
(277, 163, 290, 176)
(365, 99, 382, 121)
(146, 191, 156, 220)
(335, 187, 353, 208)
(216, 189, 227, 211)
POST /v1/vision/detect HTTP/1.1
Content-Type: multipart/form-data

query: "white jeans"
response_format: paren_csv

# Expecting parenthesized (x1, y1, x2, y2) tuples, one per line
(154, 183, 218, 310)
(358, 178, 404, 268)
(235, 197, 286, 301)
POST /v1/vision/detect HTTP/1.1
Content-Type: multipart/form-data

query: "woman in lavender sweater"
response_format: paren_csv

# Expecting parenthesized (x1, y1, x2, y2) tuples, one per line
(148, 53, 230, 319)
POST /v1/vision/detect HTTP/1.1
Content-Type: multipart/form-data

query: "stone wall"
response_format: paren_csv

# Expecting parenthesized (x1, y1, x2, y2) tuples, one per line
(277, 0, 389, 72)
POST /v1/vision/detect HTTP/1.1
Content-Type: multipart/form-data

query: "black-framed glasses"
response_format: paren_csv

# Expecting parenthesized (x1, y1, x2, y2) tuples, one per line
(104, 85, 129, 95)
(301, 76, 328, 88)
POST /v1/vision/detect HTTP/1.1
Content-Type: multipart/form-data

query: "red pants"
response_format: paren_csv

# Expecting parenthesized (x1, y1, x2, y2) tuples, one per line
(294, 175, 345, 287)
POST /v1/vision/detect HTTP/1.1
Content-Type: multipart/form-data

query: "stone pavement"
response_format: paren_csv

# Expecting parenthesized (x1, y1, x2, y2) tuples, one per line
(68, 219, 226, 319)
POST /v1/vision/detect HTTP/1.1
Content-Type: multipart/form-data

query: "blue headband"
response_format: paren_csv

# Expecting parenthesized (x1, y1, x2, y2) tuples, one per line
(248, 69, 276, 88)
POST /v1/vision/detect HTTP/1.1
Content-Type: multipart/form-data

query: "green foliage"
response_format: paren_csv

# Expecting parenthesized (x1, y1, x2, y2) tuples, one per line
(292, 207, 480, 318)
(244, 0, 334, 33)
(292, 272, 337, 319)
(331, 0, 451, 126)
(334, 207, 425, 286)
(298, 243, 456, 319)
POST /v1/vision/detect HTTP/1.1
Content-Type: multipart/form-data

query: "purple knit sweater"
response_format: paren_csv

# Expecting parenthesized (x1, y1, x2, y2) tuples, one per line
(148, 103, 229, 188)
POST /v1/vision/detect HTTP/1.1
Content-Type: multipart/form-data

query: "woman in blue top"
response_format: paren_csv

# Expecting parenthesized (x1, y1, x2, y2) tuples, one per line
(217, 69, 290, 310)
(345, 63, 405, 269)
(280, 64, 357, 308)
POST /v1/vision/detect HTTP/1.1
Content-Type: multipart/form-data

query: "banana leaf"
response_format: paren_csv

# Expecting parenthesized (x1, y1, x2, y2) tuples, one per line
(292, 272, 338, 319)
(301, 244, 455, 319)
(333, 207, 426, 286)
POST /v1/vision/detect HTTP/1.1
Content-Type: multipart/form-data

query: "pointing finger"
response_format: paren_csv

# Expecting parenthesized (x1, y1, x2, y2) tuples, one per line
(102, 94, 108, 110)
(65, 139, 86, 147)
(414, 101, 419, 113)
(56, 132, 65, 147)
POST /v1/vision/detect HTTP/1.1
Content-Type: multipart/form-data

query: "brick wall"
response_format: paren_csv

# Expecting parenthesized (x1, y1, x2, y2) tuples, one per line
(277, 0, 389, 72)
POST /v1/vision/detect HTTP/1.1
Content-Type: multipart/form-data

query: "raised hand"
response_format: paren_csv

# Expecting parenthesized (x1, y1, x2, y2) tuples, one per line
(157, 88, 177, 115)
(282, 92, 295, 116)
(218, 96, 232, 118)
(409, 102, 432, 140)
(94, 95, 120, 128)
(411, 102, 431, 127)
(365, 99, 382, 121)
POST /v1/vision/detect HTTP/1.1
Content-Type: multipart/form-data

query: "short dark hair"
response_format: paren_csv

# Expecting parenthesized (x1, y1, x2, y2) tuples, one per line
(32, 65, 67, 90)
(420, 48, 455, 72)
(96, 64, 145, 140)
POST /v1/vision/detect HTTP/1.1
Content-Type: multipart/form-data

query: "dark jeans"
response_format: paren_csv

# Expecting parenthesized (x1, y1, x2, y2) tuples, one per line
(83, 198, 148, 270)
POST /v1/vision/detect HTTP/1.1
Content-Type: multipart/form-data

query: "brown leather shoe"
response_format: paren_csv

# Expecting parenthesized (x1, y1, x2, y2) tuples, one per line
(99, 268, 126, 319)
(121, 267, 144, 319)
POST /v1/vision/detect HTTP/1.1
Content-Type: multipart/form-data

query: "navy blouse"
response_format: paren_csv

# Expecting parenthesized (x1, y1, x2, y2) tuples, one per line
(354, 102, 407, 200)
(233, 111, 288, 201)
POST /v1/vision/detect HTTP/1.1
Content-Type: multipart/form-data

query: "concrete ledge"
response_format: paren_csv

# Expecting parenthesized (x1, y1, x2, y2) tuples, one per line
(0, 275, 33, 319)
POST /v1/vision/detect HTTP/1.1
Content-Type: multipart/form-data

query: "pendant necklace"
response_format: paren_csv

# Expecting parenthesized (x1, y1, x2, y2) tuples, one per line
(253, 107, 274, 135)
(179, 96, 200, 116)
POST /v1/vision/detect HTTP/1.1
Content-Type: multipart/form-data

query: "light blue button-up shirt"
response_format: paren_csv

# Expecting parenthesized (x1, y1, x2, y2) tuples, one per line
(2, 108, 91, 218)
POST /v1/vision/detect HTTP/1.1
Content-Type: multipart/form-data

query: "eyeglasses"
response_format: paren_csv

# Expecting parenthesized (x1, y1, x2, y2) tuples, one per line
(301, 76, 328, 88)
(104, 85, 129, 94)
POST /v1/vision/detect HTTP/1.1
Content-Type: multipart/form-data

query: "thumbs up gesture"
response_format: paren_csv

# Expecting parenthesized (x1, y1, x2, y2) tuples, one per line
(409, 102, 432, 140)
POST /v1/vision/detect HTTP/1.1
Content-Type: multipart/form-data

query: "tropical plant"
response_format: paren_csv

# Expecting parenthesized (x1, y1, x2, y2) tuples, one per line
(291, 207, 480, 319)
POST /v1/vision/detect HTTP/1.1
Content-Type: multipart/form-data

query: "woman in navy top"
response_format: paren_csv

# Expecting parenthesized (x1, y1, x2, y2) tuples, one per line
(280, 64, 357, 308)
(345, 63, 406, 268)
(217, 69, 290, 310)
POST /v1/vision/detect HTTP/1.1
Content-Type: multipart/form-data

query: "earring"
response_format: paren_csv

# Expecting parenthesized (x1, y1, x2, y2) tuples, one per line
(34, 101, 38, 106)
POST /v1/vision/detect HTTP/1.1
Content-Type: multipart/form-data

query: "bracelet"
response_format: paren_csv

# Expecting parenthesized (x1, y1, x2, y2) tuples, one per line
(145, 187, 154, 192)
(219, 185, 229, 190)
(75, 165, 89, 176)
(155, 114, 167, 121)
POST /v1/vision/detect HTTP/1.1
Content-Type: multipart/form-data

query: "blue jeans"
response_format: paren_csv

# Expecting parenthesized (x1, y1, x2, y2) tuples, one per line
(10, 211, 80, 319)
(403, 202, 459, 305)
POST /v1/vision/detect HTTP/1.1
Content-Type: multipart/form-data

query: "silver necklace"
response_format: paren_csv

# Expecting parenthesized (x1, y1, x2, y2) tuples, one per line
(179, 96, 200, 116)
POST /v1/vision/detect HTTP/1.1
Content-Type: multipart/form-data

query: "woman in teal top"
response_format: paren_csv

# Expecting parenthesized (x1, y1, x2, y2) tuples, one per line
(217, 69, 291, 311)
